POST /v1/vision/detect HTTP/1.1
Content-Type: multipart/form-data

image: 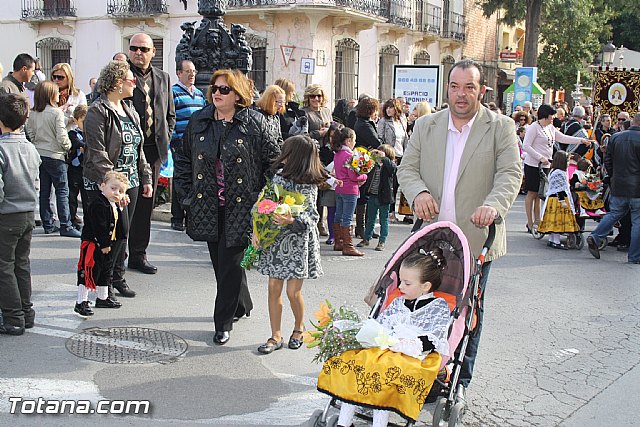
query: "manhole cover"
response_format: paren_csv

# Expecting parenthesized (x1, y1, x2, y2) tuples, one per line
(66, 327, 188, 364)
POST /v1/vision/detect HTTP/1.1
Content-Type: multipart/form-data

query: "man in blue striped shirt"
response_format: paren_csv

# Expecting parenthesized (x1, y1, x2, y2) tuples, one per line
(170, 60, 206, 231)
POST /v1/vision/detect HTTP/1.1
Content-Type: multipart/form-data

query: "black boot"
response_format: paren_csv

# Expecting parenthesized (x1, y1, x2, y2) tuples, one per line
(355, 204, 366, 239)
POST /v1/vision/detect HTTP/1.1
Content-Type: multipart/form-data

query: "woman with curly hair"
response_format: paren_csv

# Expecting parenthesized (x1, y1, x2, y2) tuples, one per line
(82, 60, 153, 303)
(513, 110, 530, 132)
(301, 84, 332, 141)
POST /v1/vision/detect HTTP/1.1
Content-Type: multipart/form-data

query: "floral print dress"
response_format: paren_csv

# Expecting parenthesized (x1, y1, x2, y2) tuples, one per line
(256, 174, 323, 280)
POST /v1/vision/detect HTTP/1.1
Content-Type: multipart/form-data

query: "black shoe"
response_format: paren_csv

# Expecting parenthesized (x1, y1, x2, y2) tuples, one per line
(128, 260, 157, 274)
(617, 244, 630, 252)
(171, 222, 184, 231)
(95, 297, 122, 309)
(258, 337, 284, 354)
(233, 311, 251, 322)
(44, 226, 60, 234)
(587, 236, 600, 259)
(402, 217, 414, 224)
(24, 309, 35, 329)
(74, 301, 94, 317)
(114, 282, 136, 298)
(0, 318, 24, 336)
(548, 242, 568, 250)
(213, 331, 230, 345)
(35, 219, 42, 227)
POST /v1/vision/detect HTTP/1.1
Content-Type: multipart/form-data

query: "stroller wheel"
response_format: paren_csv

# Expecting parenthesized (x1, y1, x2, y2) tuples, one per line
(576, 233, 585, 250)
(433, 397, 450, 426)
(447, 402, 466, 427)
(566, 233, 577, 249)
(326, 414, 339, 427)
(307, 409, 325, 427)
(531, 224, 544, 240)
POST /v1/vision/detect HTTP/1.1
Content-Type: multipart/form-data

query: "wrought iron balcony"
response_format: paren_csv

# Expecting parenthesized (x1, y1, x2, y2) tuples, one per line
(414, 1, 440, 35)
(21, 0, 76, 20)
(107, 0, 168, 17)
(443, 11, 465, 41)
(227, 0, 384, 19)
(380, 0, 412, 28)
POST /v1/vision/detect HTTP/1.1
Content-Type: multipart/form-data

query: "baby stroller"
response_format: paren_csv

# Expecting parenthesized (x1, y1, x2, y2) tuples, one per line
(307, 220, 496, 427)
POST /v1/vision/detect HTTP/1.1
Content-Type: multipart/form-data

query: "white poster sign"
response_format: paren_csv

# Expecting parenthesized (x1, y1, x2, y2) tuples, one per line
(393, 65, 440, 108)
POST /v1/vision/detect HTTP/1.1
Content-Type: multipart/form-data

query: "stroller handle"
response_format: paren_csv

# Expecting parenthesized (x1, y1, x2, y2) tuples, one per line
(411, 219, 497, 260)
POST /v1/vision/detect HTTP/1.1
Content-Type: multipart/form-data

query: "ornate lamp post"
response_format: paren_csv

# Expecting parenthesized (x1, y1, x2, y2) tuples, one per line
(175, 0, 253, 93)
(602, 41, 616, 67)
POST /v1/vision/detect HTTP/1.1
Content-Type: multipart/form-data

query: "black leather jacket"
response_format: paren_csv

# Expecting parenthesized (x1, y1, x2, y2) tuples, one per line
(173, 104, 281, 245)
(605, 125, 640, 198)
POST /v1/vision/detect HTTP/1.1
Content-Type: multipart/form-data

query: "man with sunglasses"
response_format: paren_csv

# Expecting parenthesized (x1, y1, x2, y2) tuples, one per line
(616, 111, 630, 132)
(0, 54, 35, 96)
(126, 33, 176, 275)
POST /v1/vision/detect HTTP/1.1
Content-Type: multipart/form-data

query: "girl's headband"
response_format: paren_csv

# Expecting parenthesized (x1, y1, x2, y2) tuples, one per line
(419, 248, 444, 269)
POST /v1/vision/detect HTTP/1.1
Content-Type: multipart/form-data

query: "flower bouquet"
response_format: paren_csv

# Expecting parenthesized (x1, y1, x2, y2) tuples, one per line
(575, 174, 603, 197)
(346, 147, 377, 174)
(303, 301, 363, 363)
(240, 179, 306, 270)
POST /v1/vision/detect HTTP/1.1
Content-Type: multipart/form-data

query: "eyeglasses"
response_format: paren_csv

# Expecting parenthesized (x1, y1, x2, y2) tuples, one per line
(181, 69, 197, 75)
(211, 85, 232, 95)
(124, 77, 137, 85)
(618, 118, 626, 121)
(51, 74, 66, 81)
(129, 46, 152, 53)
(309, 94, 323, 99)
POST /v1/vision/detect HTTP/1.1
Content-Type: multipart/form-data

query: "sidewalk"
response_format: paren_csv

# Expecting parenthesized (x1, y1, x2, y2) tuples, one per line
(150, 202, 172, 224)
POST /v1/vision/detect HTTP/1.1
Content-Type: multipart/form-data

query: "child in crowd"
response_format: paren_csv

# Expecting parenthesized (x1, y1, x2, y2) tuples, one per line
(538, 151, 579, 249)
(67, 104, 88, 229)
(357, 144, 397, 251)
(0, 93, 42, 336)
(255, 136, 325, 354)
(332, 127, 368, 256)
(318, 122, 342, 245)
(318, 247, 450, 426)
(74, 171, 129, 316)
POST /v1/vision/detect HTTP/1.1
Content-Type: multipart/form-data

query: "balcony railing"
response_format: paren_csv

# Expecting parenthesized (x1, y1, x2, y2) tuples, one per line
(21, 0, 76, 20)
(414, 1, 440, 35)
(443, 11, 465, 41)
(227, 0, 383, 18)
(380, 0, 412, 28)
(107, 0, 168, 17)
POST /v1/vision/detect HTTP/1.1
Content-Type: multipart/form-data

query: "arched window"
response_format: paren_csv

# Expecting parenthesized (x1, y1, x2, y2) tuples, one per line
(378, 45, 399, 101)
(36, 37, 71, 77)
(441, 55, 455, 104)
(414, 50, 430, 65)
(335, 38, 359, 101)
(246, 34, 267, 93)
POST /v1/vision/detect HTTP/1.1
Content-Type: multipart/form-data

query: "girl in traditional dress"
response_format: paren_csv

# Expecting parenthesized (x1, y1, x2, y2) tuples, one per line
(255, 136, 325, 354)
(318, 247, 450, 426)
(538, 151, 580, 249)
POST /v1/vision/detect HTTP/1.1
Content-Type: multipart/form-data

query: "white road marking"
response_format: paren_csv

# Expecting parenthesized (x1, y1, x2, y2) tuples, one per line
(0, 378, 104, 413)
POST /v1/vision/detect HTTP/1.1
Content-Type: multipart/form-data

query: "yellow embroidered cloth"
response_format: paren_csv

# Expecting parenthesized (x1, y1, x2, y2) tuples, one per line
(317, 348, 441, 421)
(538, 196, 579, 233)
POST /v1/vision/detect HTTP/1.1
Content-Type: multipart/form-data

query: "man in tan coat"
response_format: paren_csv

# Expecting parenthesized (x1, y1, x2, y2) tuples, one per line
(397, 59, 521, 399)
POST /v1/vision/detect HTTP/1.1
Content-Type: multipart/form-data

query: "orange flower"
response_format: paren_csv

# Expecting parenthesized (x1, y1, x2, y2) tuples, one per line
(314, 302, 331, 327)
(302, 330, 317, 343)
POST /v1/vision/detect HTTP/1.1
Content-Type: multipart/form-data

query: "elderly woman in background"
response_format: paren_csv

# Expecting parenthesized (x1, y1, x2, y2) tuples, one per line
(83, 60, 153, 302)
(173, 69, 280, 346)
(255, 84, 285, 146)
(522, 104, 591, 233)
(51, 63, 87, 130)
(301, 84, 332, 141)
(274, 78, 305, 139)
(25, 81, 80, 238)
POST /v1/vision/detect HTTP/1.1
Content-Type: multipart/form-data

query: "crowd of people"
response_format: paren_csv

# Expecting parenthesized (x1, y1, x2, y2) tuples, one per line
(1, 42, 638, 426)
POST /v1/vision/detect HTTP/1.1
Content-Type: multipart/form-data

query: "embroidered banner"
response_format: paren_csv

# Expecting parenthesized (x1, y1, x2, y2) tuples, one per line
(592, 69, 640, 116)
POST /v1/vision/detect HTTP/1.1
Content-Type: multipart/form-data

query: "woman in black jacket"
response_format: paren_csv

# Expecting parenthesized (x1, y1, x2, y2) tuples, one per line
(274, 78, 305, 139)
(173, 69, 281, 345)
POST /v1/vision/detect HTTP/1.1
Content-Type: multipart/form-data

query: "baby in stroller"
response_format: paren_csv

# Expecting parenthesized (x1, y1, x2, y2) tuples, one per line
(317, 247, 450, 426)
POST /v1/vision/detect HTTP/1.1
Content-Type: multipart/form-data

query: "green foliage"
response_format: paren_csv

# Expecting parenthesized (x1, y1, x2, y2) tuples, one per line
(477, 0, 528, 26)
(537, 0, 614, 90)
(610, 10, 640, 51)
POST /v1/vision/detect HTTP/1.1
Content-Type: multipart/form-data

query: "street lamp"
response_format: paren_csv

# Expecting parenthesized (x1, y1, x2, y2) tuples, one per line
(602, 41, 616, 67)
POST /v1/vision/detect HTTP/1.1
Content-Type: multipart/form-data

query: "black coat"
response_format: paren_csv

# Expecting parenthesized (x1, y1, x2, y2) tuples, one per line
(361, 157, 397, 205)
(354, 118, 381, 149)
(81, 193, 124, 248)
(173, 104, 281, 245)
(278, 101, 305, 139)
(605, 125, 640, 198)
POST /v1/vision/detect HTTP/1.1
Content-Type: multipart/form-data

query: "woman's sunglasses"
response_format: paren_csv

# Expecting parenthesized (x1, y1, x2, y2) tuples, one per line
(211, 85, 232, 95)
(309, 94, 323, 99)
(51, 74, 66, 81)
(129, 46, 152, 53)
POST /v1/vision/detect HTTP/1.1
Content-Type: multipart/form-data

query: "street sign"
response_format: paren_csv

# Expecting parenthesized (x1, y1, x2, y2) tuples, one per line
(280, 45, 294, 67)
(300, 57, 315, 75)
(393, 65, 440, 107)
(499, 51, 523, 62)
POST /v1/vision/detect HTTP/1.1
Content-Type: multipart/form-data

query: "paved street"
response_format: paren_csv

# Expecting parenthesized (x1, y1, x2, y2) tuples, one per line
(1, 195, 638, 427)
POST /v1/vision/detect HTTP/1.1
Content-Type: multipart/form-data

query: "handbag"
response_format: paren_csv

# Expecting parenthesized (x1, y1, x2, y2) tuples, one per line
(538, 167, 548, 200)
